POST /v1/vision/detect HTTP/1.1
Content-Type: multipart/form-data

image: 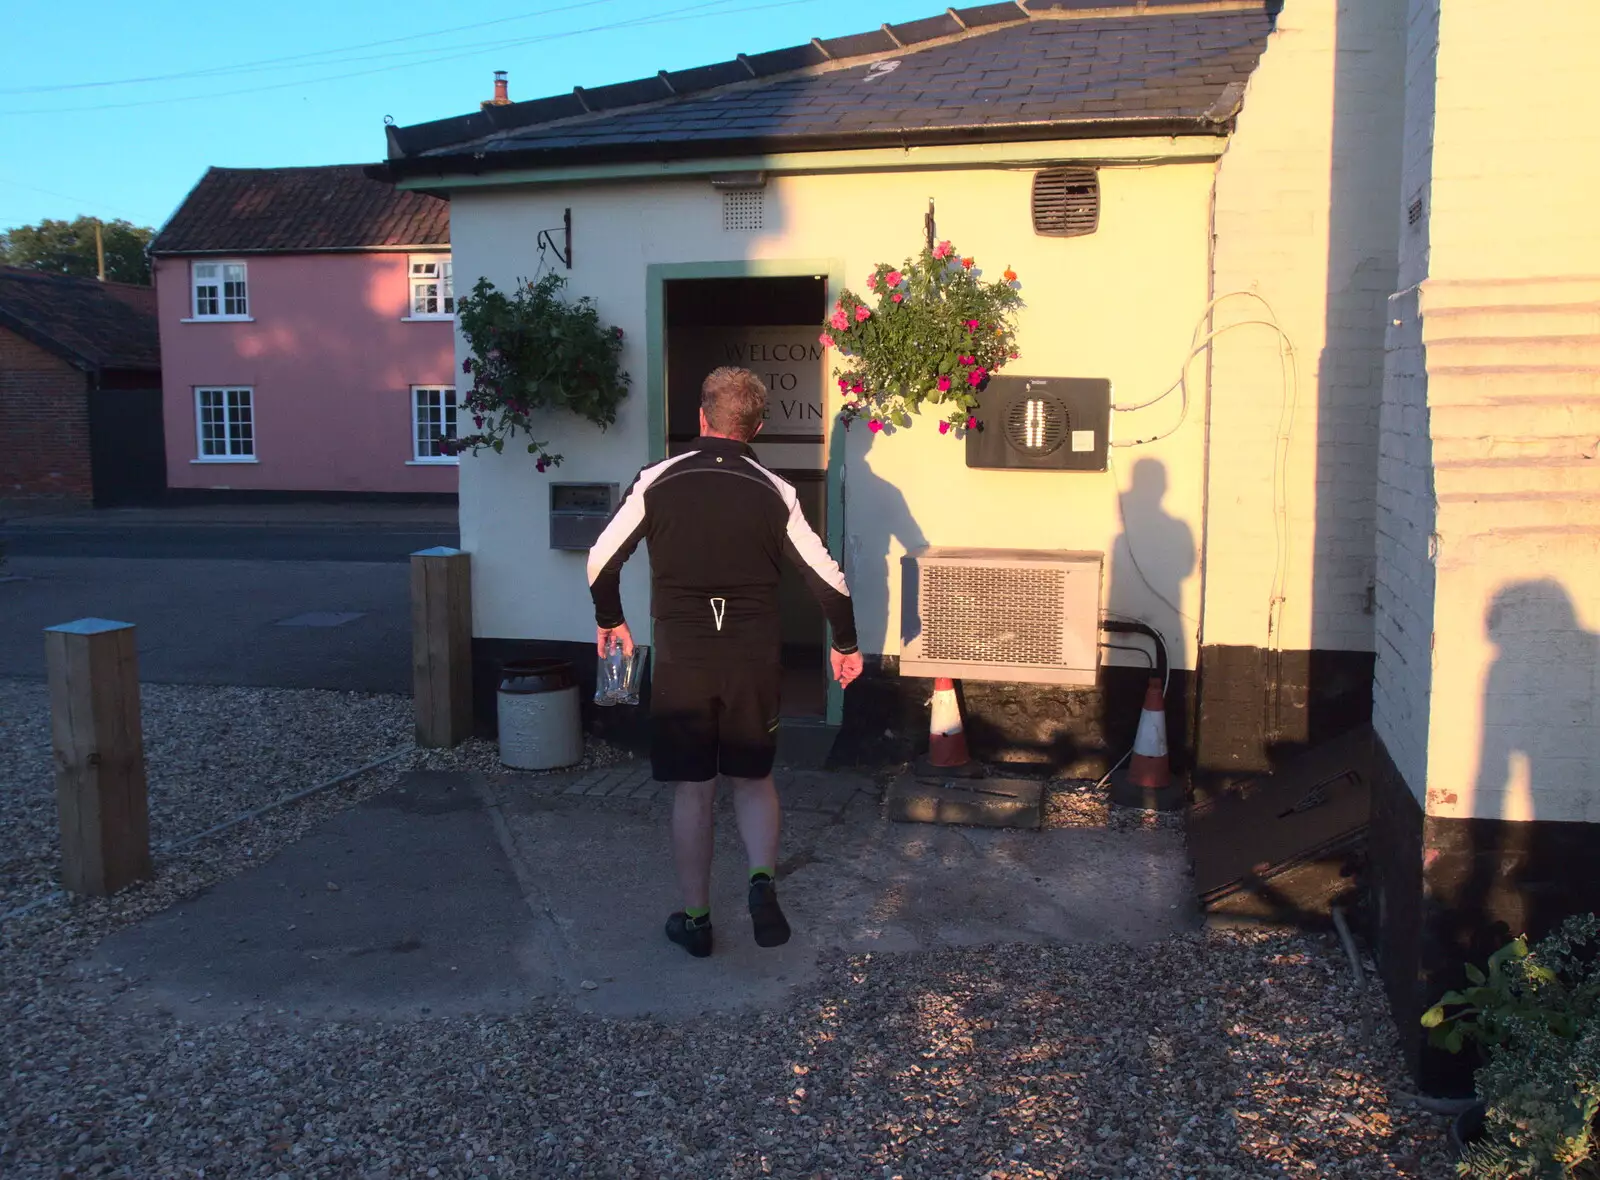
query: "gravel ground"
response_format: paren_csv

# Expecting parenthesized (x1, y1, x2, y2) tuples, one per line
(1043, 778, 1186, 833)
(0, 680, 1453, 1178)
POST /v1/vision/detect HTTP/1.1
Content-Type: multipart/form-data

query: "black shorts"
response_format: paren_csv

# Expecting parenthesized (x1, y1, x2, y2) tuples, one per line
(649, 659, 781, 782)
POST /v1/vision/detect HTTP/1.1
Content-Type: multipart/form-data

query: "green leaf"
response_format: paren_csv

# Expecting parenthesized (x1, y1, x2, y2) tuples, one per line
(1466, 963, 1487, 986)
(492, 438, 504, 454)
(1421, 1005, 1447, 1028)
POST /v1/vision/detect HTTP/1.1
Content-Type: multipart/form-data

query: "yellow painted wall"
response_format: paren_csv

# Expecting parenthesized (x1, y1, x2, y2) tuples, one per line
(449, 152, 1218, 668)
(1395, 0, 1600, 824)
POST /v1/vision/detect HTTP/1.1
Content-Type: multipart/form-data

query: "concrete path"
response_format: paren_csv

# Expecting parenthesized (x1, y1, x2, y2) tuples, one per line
(83, 766, 1198, 1022)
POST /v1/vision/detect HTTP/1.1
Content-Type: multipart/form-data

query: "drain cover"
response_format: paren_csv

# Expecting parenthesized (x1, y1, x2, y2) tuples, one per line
(275, 611, 366, 628)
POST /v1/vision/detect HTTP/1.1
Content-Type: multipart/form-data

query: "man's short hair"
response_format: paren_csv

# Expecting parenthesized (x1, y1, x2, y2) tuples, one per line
(701, 367, 768, 441)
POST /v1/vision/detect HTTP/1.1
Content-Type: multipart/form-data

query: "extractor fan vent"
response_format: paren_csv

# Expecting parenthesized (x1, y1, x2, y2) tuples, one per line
(1032, 168, 1099, 237)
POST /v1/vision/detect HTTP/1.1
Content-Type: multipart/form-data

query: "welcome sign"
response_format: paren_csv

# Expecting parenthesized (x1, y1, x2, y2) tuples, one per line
(669, 325, 827, 442)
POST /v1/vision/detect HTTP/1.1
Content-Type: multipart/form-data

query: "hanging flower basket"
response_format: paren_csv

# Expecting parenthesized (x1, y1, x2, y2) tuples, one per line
(447, 273, 631, 471)
(821, 240, 1022, 436)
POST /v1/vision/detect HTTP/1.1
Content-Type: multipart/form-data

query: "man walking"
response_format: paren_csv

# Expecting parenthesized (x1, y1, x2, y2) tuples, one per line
(587, 366, 863, 958)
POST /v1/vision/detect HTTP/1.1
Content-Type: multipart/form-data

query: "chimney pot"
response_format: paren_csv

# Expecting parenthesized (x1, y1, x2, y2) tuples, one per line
(493, 70, 509, 104)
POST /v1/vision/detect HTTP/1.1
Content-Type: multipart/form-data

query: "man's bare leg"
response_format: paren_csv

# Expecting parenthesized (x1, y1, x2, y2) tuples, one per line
(671, 778, 718, 911)
(729, 774, 791, 947)
(728, 774, 780, 873)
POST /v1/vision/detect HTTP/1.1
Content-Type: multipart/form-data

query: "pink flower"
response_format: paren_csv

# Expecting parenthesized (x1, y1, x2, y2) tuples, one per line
(959, 354, 975, 365)
(936, 375, 952, 392)
(1009, 351, 1019, 360)
(829, 308, 850, 331)
(865, 274, 877, 289)
(462, 358, 474, 373)
(473, 415, 485, 428)
(868, 419, 883, 433)
(939, 421, 950, 434)
(965, 319, 980, 331)
(967, 416, 978, 430)
(854, 305, 871, 323)
(933, 240, 953, 259)
(967, 367, 987, 387)
(850, 382, 864, 394)
(891, 292, 903, 303)
(886, 271, 903, 287)
(819, 333, 834, 349)
(837, 377, 848, 391)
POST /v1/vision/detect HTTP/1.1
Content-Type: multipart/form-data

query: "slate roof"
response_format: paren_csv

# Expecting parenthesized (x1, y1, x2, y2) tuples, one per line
(381, 1, 1276, 179)
(0, 267, 161, 373)
(150, 165, 449, 255)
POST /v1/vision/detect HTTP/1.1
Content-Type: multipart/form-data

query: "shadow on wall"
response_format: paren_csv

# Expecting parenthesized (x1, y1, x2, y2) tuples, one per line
(1109, 457, 1196, 669)
(844, 424, 926, 659)
(1417, 578, 1600, 1089)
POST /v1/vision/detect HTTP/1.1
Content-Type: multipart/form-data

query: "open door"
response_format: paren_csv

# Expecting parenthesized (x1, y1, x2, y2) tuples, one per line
(663, 275, 830, 718)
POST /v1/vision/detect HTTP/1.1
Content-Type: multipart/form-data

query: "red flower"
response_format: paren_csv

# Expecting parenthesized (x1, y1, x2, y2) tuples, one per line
(967, 416, 978, 430)
(614, 327, 625, 340)
(837, 377, 848, 391)
(535, 458, 547, 473)
(967, 368, 987, 387)
(939, 421, 950, 434)
(961, 257, 974, 269)
(462, 358, 474, 373)
(850, 382, 864, 395)
(936, 375, 952, 393)
(868, 419, 883, 433)
(819, 333, 834, 348)
(965, 319, 980, 331)
(891, 293, 903, 303)
(1003, 267, 1017, 282)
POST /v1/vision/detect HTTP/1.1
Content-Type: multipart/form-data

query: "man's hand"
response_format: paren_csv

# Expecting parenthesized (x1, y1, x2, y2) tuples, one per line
(831, 649, 864, 689)
(597, 622, 634, 657)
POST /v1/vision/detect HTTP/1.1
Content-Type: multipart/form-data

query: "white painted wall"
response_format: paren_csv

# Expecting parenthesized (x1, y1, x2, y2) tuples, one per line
(448, 152, 1218, 667)
(1373, 0, 1600, 823)
(1207, 0, 1406, 659)
(1372, 0, 1440, 803)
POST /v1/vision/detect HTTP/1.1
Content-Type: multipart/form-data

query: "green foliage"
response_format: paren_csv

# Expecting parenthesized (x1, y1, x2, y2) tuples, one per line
(822, 240, 1023, 437)
(0, 216, 154, 284)
(1423, 914, 1600, 1178)
(450, 274, 631, 470)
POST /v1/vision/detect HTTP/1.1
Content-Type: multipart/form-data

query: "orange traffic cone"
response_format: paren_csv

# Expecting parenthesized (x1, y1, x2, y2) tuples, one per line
(1127, 677, 1171, 790)
(1111, 676, 1183, 810)
(921, 677, 984, 777)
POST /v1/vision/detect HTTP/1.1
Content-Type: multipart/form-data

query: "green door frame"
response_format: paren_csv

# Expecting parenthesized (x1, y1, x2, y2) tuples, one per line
(646, 258, 849, 726)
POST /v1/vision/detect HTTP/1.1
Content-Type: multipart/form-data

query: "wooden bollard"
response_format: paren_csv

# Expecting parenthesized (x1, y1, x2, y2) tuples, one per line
(411, 547, 473, 748)
(44, 618, 151, 896)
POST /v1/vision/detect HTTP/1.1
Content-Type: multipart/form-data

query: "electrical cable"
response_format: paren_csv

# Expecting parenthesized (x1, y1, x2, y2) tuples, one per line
(0, 0, 632, 95)
(1098, 641, 1153, 667)
(3, 0, 817, 116)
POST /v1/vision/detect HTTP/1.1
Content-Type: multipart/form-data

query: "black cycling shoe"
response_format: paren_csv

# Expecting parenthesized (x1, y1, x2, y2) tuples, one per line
(665, 912, 714, 958)
(748, 875, 791, 948)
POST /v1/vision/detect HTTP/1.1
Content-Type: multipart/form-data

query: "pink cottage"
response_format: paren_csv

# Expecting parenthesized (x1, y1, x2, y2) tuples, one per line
(150, 165, 458, 497)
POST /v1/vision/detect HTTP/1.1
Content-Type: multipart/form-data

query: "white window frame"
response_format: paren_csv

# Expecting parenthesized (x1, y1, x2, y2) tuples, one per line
(404, 255, 455, 321)
(409, 385, 459, 465)
(185, 260, 252, 322)
(192, 387, 258, 463)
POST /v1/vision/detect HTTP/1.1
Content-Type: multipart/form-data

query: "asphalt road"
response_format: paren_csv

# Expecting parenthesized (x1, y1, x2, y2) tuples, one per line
(0, 508, 459, 692)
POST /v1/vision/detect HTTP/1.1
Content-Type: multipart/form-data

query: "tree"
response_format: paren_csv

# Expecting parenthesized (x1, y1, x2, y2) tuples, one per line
(0, 216, 155, 285)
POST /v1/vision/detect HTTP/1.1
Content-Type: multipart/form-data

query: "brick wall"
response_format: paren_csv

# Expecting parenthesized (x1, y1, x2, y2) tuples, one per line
(1371, 0, 1440, 805)
(0, 328, 92, 499)
(1371, 0, 1600, 824)
(1206, 0, 1405, 656)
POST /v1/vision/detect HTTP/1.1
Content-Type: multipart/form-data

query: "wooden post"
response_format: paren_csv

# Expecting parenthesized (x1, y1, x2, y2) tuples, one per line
(411, 547, 473, 747)
(44, 618, 151, 896)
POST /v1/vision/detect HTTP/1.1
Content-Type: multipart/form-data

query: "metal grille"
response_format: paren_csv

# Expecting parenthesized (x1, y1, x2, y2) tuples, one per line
(722, 189, 764, 231)
(921, 564, 1065, 666)
(1004, 393, 1069, 455)
(1032, 168, 1099, 237)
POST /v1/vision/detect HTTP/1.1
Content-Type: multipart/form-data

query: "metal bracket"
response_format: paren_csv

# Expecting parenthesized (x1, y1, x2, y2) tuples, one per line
(924, 198, 936, 253)
(537, 208, 572, 270)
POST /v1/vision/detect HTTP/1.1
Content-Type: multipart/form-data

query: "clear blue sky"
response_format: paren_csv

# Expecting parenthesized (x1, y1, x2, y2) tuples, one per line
(2, 0, 940, 233)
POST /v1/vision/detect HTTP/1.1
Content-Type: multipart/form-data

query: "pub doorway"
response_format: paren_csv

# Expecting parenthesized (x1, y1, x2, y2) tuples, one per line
(663, 275, 830, 717)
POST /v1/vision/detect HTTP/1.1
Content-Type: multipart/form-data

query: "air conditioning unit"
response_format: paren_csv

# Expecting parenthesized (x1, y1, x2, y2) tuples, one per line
(899, 547, 1103, 685)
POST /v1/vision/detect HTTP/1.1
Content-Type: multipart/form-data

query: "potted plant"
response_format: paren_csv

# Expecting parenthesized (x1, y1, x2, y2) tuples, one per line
(821, 239, 1023, 436)
(1422, 913, 1600, 1177)
(448, 273, 631, 471)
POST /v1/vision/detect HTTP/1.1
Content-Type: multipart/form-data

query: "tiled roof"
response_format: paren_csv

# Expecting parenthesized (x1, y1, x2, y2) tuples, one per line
(0, 267, 160, 373)
(150, 164, 449, 255)
(382, 1, 1275, 176)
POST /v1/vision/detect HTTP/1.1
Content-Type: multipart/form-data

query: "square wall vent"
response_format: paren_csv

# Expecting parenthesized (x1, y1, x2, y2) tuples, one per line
(722, 189, 764, 231)
(899, 547, 1103, 685)
(1032, 167, 1099, 237)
